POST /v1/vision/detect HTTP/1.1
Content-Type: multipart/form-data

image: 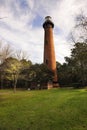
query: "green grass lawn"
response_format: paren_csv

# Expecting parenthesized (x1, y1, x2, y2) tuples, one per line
(0, 88, 87, 130)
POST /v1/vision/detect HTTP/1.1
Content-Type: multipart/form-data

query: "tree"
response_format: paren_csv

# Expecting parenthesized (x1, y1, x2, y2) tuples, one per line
(76, 13, 87, 42)
(22, 63, 53, 89)
(57, 42, 87, 87)
(70, 42, 87, 86)
(57, 62, 73, 87)
(0, 57, 21, 92)
(67, 12, 87, 87)
(14, 50, 29, 61)
(76, 13, 87, 31)
(18, 59, 32, 88)
(0, 42, 13, 89)
(71, 13, 87, 43)
(0, 42, 13, 64)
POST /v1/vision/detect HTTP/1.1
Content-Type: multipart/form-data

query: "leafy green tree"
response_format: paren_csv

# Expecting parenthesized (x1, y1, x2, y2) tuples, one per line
(0, 56, 32, 90)
(70, 42, 87, 86)
(0, 57, 21, 91)
(57, 42, 87, 87)
(18, 59, 32, 88)
(22, 63, 53, 89)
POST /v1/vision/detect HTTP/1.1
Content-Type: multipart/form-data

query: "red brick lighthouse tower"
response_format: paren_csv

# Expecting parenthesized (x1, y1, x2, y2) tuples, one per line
(43, 16, 58, 88)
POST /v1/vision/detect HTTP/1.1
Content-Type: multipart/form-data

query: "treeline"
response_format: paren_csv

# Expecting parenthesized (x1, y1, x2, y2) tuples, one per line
(58, 42, 87, 88)
(0, 47, 53, 91)
(0, 42, 87, 90)
(57, 13, 87, 88)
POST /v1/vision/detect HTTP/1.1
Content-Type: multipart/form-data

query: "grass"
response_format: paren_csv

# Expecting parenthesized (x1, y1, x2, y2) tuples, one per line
(0, 88, 87, 130)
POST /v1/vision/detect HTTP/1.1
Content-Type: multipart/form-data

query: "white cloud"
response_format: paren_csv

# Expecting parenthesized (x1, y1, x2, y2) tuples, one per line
(0, 0, 87, 64)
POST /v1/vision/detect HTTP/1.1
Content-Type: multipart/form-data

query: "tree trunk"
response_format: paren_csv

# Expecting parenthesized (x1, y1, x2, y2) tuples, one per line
(13, 74, 18, 93)
(1, 75, 3, 89)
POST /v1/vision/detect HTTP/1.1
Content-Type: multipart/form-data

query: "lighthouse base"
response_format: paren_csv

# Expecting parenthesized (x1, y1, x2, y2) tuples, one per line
(47, 81, 59, 89)
(53, 81, 59, 88)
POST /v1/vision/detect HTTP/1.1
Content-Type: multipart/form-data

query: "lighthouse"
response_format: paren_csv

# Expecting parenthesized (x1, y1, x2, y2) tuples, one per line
(43, 16, 59, 88)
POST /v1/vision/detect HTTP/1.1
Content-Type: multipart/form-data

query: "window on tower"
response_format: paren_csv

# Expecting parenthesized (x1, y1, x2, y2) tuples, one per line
(46, 59, 48, 65)
(45, 40, 48, 45)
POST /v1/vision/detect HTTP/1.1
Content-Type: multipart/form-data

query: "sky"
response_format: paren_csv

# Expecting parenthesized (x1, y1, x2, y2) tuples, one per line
(0, 0, 87, 64)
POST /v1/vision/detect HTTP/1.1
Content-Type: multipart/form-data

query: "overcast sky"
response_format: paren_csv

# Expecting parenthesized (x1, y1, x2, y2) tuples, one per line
(0, 0, 87, 64)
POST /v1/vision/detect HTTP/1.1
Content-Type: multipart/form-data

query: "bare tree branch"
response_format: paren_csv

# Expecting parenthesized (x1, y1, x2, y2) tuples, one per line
(0, 17, 7, 19)
(70, 13, 87, 43)
(14, 50, 29, 61)
(76, 14, 87, 31)
(0, 42, 13, 64)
